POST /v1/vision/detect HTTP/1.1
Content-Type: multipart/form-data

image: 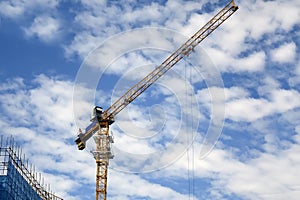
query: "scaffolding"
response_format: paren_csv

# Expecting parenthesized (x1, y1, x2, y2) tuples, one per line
(0, 136, 63, 200)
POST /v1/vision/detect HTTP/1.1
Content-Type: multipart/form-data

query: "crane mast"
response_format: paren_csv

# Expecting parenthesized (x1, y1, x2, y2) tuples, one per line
(75, 1, 238, 200)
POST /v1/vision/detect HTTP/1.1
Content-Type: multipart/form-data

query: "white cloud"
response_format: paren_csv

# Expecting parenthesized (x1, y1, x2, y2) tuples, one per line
(198, 0, 299, 74)
(224, 137, 300, 200)
(226, 89, 300, 122)
(197, 86, 250, 107)
(236, 51, 266, 72)
(0, 77, 25, 91)
(206, 48, 266, 72)
(0, 0, 61, 43)
(0, 0, 59, 19)
(226, 98, 271, 122)
(241, 0, 300, 39)
(110, 172, 192, 200)
(271, 42, 297, 63)
(64, 31, 105, 59)
(24, 15, 61, 42)
(122, 3, 163, 24)
(154, 125, 300, 200)
(257, 76, 281, 97)
(288, 62, 300, 86)
(0, 1, 24, 18)
(65, 0, 209, 59)
(79, 0, 105, 9)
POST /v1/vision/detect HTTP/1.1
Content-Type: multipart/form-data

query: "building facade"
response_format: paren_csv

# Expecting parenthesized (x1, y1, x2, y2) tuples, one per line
(0, 136, 63, 200)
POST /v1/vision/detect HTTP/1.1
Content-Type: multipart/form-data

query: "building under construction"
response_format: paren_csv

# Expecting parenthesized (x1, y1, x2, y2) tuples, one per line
(0, 136, 63, 200)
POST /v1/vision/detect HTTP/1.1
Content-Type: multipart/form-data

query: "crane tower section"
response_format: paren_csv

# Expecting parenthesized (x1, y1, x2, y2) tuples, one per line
(75, 1, 238, 200)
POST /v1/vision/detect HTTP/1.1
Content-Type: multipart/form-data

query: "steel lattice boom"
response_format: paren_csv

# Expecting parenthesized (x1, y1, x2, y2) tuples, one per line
(75, 1, 238, 200)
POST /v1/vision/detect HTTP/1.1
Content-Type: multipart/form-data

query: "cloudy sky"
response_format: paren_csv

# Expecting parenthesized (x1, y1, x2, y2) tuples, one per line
(0, 0, 300, 199)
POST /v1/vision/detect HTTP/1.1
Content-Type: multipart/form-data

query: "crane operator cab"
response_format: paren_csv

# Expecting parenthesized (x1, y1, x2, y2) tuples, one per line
(90, 106, 103, 122)
(75, 106, 103, 150)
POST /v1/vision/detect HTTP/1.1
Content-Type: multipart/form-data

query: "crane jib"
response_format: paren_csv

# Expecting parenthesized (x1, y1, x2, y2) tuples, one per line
(103, 1, 238, 121)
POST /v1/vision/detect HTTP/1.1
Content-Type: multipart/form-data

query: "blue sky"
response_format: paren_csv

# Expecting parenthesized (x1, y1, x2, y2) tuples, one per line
(0, 0, 300, 199)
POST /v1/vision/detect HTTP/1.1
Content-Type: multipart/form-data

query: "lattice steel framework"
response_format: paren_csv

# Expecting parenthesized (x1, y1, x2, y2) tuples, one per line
(0, 136, 63, 200)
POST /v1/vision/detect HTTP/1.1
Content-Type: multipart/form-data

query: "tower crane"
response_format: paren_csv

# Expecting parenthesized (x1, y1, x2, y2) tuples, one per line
(75, 1, 238, 199)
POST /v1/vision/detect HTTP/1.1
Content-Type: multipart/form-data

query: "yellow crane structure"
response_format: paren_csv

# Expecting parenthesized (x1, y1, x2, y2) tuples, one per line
(75, 1, 238, 199)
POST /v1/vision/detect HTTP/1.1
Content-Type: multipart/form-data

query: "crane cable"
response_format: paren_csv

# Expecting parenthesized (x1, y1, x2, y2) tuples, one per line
(190, 61, 195, 200)
(185, 59, 195, 199)
(185, 59, 191, 200)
